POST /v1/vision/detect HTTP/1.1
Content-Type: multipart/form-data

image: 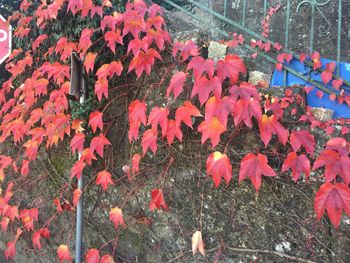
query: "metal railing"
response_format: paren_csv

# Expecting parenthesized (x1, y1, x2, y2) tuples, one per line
(159, 0, 350, 91)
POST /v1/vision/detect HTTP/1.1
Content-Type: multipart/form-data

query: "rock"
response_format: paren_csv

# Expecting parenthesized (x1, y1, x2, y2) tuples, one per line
(248, 71, 271, 87)
(208, 41, 227, 61)
(311, 107, 334, 122)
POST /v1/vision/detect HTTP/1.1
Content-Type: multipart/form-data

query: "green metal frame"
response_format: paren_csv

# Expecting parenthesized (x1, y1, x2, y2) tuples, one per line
(160, 0, 348, 93)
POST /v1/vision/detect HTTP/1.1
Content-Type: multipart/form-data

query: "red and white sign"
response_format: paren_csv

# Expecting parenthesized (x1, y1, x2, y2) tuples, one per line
(0, 14, 11, 65)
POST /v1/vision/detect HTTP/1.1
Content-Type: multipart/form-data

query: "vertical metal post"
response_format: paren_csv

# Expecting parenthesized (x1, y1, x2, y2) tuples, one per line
(242, 0, 246, 26)
(284, 0, 291, 86)
(70, 52, 85, 263)
(336, 0, 342, 77)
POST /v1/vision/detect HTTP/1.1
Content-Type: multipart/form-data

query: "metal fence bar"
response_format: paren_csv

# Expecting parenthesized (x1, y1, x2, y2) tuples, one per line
(263, 0, 267, 18)
(337, 0, 342, 77)
(223, 0, 227, 17)
(310, 4, 315, 53)
(242, 0, 247, 26)
(284, 0, 291, 86)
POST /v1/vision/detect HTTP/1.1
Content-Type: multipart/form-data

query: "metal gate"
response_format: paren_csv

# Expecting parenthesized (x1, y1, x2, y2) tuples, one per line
(159, 0, 350, 93)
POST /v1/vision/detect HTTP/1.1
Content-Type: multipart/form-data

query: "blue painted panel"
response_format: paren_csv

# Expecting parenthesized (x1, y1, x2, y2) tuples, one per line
(271, 58, 350, 118)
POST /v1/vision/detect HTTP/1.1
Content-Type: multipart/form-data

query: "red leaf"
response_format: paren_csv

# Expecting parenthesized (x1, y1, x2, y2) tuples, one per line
(79, 28, 94, 54)
(96, 170, 114, 191)
(90, 134, 111, 158)
(70, 133, 85, 154)
(173, 40, 199, 61)
(259, 114, 289, 146)
(187, 56, 215, 79)
(108, 61, 123, 78)
(332, 79, 343, 90)
(109, 207, 125, 229)
(206, 152, 232, 187)
(147, 107, 169, 136)
(4, 241, 16, 260)
(89, 111, 103, 133)
(239, 153, 276, 191)
(128, 48, 161, 78)
(86, 249, 100, 263)
(166, 71, 187, 99)
(282, 152, 310, 182)
(216, 54, 246, 83)
(149, 189, 168, 210)
(205, 96, 234, 128)
(314, 183, 350, 228)
(229, 81, 259, 101)
(321, 71, 333, 84)
(141, 129, 157, 155)
(275, 63, 283, 71)
(131, 153, 141, 174)
(32, 34, 48, 51)
(100, 255, 115, 263)
(326, 137, 350, 156)
(73, 188, 81, 207)
(0, 217, 9, 233)
(94, 78, 108, 101)
(21, 160, 30, 177)
(128, 100, 147, 141)
(32, 230, 42, 250)
(175, 101, 202, 129)
(290, 130, 315, 156)
(312, 150, 350, 185)
(71, 160, 86, 180)
(191, 76, 222, 106)
(165, 120, 183, 145)
(57, 245, 72, 262)
(79, 148, 97, 165)
(104, 29, 123, 53)
(84, 53, 97, 74)
(198, 117, 226, 148)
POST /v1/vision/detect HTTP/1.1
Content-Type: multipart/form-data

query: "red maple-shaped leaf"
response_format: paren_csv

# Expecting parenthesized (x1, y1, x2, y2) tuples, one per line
(216, 54, 246, 83)
(141, 129, 157, 155)
(282, 152, 310, 182)
(21, 160, 30, 177)
(259, 114, 289, 146)
(206, 152, 232, 187)
(332, 78, 343, 90)
(173, 40, 199, 61)
(57, 245, 72, 262)
(90, 134, 111, 158)
(229, 81, 259, 101)
(205, 96, 234, 128)
(109, 207, 125, 229)
(233, 98, 262, 128)
(321, 71, 333, 85)
(73, 188, 81, 207)
(84, 53, 97, 74)
(165, 119, 183, 145)
(108, 61, 123, 78)
(314, 182, 350, 228)
(4, 241, 16, 260)
(67, 0, 83, 15)
(175, 101, 202, 129)
(32, 34, 48, 51)
(32, 230, 42, 250)
(79, 148, 97, 165)
(325, 137, 350, 156)
(290, 130, 315, 156)
(104, 29, 123, 53)
(312, 150, 350, 185)
(96, 170, 114, 191)
(128, 100, 147, 141)
(131, 153, 141, 174)
(79, 28, 93, 54)
(94, 78, 108, 101)
(187, 56, 215, 78)
(147, 106, 169, 136)
(70, 133, 85, 154)
(191, 76, 222, 105)
(85, 248, 100, 263)
(198, 117, 226, 148)
(128, 48, 161, 78)
(85, 249, 100, 263)
(71, 160, 86, 180)
(1, 217, 9, 233)
(166, 71, 187, 99)
(149, 189, 169, 210)
(100, 255, 114, 263)
(89, 111, 103, 133)
(239, 153, 276, 191)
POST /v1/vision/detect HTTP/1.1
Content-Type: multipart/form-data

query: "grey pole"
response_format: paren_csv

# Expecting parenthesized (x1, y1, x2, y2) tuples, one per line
(70, 52, 85, 263)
